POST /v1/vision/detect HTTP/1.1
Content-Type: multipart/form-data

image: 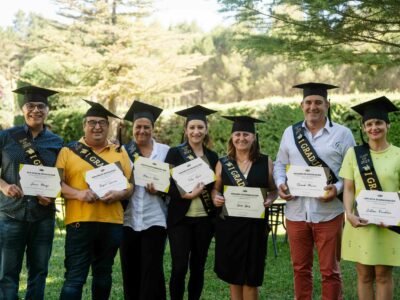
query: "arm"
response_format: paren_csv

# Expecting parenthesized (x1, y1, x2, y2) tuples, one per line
(343, 178, 368, 227)
(61, 181, 98, 203)
(273, 133, 295, 201)
(264, 157, 278, 208)
(211, 161, 225, 207)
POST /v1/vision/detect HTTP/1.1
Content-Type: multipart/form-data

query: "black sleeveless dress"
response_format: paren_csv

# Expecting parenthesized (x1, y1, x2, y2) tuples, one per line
(214, 154, 270, 286)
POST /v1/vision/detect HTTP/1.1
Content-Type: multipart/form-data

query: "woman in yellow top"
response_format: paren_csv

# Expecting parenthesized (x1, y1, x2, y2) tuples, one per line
(339, 96, 400, 300)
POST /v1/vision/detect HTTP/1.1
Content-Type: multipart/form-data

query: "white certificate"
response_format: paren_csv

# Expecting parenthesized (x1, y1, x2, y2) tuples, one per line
(85, 163, 129, 198)
(133, 156, 170, 192)
(19, 164, 62, 198)
(286, 165, 327, 198)
(171, 157, 215, 193)
(356, 190, 400, 226)
(224, 186, 266, 219)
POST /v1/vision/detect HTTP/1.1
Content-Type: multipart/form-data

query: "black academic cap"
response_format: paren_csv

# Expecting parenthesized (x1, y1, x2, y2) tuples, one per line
(13, 85, 58, 105)
(175, 105, 217, 123)
(223, 116, 264, 134)
(123, 100, 162, 124)
(293, 82, 338, 99)
(352, 96, 399, 123)
(83, 99, 120, 119)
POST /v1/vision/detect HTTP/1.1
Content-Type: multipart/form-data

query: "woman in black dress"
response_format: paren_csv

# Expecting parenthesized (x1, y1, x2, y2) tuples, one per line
(212, 116, 277, 300)
(165, 105, 218, 300)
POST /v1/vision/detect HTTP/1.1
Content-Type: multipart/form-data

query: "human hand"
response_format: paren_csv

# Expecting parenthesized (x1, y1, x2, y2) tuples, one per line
(99, 190, 124, 204)
(319, 184, 337, 202)
(347, 213, 368, 228)
(213, 194, 225, 207)
(37, 195, 54, 206)
(77, 189, 98, 203)
(183, 182, 205, 200)
(264, 198, 273, 208)
(145, 183, 158, 195)
(278, 184, 294, 201)
(1, 183, 24, 198)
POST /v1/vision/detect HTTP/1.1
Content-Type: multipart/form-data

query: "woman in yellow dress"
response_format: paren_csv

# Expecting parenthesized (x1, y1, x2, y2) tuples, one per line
(339, 96, 400, 300)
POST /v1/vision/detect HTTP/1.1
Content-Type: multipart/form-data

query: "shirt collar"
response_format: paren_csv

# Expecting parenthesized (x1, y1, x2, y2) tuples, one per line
(301, 118, 332, 134)
(23, 123, 47, 137)
(79, 137, 113, 150)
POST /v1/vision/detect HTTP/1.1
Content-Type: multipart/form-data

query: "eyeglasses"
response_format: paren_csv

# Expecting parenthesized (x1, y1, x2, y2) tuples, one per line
(86, 120, 109, 128)
(24, 103, 47, 111)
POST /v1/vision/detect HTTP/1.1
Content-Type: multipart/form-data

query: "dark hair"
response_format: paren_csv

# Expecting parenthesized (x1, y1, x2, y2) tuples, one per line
(227, 135, 260, 162)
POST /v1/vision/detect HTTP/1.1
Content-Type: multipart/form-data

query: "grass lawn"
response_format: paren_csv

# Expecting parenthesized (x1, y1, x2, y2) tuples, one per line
(18, 228, 400, 300)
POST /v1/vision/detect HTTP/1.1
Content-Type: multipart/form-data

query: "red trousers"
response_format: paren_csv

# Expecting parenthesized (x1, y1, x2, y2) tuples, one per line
(286, 214, 344, 300)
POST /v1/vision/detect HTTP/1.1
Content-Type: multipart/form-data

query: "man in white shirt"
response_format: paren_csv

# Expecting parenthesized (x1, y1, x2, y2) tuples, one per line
(273, 82, 355, 300)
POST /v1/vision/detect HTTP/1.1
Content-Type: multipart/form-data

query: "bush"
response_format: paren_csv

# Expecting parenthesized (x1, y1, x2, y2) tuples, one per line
(47, 101, 400, 159)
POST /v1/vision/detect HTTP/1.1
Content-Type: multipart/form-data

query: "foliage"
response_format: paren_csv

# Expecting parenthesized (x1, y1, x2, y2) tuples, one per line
(47, 99, 400, 159)
(217, 0, 400, 67)
(2, 0, 209, 114)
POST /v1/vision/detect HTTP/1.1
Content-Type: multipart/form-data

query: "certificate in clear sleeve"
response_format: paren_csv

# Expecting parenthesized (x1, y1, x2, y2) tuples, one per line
(85, 163, 129, 198)
(223, 186, 266, 219)
(356, 190, 400, 226)
(286, 165, 328, 198)
(171, 157, 215, 193)
(19, 164, 62, 198)
(133, 156, 170, 192)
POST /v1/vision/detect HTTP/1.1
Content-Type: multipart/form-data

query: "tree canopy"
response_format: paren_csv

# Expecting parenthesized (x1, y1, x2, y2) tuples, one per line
(217, 0, 400, 67)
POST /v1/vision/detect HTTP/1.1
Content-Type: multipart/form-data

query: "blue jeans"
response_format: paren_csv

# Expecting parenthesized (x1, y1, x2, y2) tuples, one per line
(0, 213, 55, 300)
(60, 222, 122, 300)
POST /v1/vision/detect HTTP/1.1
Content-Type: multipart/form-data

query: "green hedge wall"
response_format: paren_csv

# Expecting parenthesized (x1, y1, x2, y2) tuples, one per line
(47, 102, 400, 160)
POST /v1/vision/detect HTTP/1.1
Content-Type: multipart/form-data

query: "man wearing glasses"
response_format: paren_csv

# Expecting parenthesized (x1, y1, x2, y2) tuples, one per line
(56, 100, 133, 300)
(0, 85, 63, 300)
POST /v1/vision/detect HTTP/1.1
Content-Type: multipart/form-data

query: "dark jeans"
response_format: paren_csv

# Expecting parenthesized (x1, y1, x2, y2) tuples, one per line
(168, 217, 214, 300)
(0, 213, 55, 300)
(59, 222, 122, 300)
(120, 226, 167, 300)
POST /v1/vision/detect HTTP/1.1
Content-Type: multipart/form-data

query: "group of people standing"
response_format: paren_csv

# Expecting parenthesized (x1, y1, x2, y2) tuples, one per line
(0, 82, 399, 300)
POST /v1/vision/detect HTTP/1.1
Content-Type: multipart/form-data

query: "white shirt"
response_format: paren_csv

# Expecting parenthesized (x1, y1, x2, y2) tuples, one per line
(273, 120, 355, 223)
(123, 139, 170, 231)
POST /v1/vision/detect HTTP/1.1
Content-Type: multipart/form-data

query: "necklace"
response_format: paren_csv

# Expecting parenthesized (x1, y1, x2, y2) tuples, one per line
(238, 159, 251, 175)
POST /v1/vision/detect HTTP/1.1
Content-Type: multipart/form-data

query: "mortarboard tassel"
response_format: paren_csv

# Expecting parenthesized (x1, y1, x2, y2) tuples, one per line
(116, 121, 123, 152)
(328, 99, 333, 127)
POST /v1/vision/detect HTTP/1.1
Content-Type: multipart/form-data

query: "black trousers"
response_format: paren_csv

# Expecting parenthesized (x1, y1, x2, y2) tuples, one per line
(120, 226, 167, 300)
(168, 217, 214, 300)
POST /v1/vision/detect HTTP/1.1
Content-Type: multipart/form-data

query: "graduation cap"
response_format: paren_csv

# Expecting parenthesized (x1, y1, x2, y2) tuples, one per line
(292, 82, 338, 99)
(352, 96, 399, 124)
(123, 100, 162, 125)
(293, 82, 339, 128)
(13, 85, 58, 105)
(223, 116, 264, 134)
(351, 96, 398, 145)
(175, 105, 217, 124)
(83, 99, 119, 119)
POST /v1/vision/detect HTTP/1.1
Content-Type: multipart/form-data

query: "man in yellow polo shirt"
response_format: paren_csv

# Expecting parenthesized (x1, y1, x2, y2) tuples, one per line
(56, 100, 133, 300)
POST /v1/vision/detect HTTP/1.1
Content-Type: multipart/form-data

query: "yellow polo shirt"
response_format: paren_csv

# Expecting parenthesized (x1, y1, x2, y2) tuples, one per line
(56, 138, 133, 225)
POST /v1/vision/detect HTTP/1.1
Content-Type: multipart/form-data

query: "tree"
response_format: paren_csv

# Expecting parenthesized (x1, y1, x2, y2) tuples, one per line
(18, 0, 209, 111)
(217, 0, 400, 67)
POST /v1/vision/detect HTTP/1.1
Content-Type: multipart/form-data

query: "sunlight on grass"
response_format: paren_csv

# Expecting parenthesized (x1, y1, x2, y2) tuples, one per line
(17, 228, 400, 299)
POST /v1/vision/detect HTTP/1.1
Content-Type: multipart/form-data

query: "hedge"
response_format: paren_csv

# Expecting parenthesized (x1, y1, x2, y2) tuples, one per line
(46, 101, 400, 160)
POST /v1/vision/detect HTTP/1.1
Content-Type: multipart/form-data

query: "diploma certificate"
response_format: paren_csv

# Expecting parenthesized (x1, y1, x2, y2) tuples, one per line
(286, 165, 327, 198)
(356, 190, 400, 226)
(223, 186, 265, 219)
(133, 156, 170, 192)
(171, 157, 215, 193)
(85, 163, 128, 198)
(19, 164, 62, 198)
